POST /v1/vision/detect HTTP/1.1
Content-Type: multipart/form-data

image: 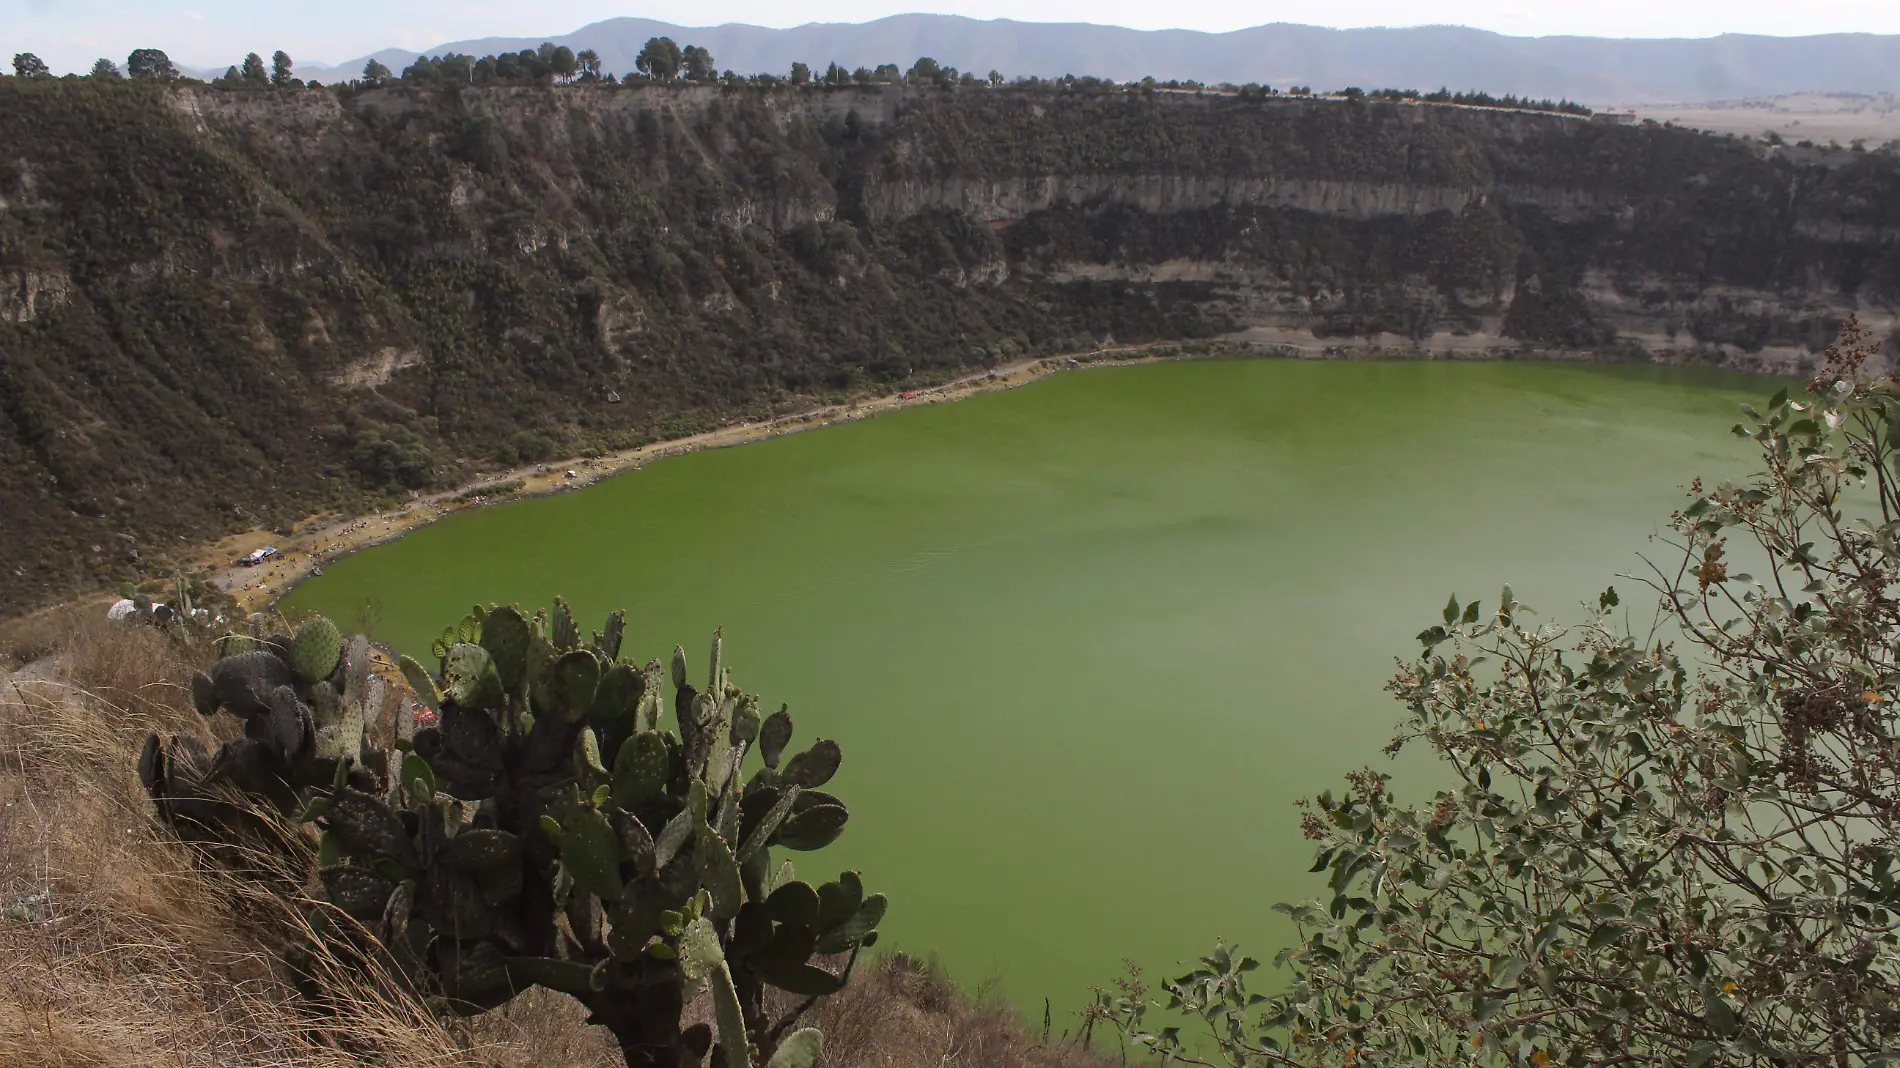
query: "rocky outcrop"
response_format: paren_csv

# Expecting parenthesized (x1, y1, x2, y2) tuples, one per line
(858, 175, 1611, 226)
(1, 269, 72, 324)
(1, 80, 1897, 612)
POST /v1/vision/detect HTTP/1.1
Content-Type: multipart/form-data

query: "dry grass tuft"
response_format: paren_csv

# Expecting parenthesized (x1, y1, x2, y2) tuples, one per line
(811, 953, 1109, 1068)
(1, 614, 484, 1067)
(0, 613, 1116, 1068)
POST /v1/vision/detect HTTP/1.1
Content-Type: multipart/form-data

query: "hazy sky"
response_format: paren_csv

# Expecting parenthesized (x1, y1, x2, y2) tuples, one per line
(9, 0, 1900, 74)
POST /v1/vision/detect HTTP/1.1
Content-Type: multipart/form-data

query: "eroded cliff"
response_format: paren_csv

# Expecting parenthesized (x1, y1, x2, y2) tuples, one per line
(2, 79, 1897, 610)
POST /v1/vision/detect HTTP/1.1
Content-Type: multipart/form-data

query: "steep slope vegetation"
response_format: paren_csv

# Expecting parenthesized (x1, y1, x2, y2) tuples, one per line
(2, 79, 1897, 613)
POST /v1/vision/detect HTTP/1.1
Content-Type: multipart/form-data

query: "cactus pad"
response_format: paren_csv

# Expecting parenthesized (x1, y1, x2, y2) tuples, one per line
(766, 1029, 823, 1068)
(737, 786, 801, 864)
(711, 962, 752, 1068)
(263, 685, 314, 764)
(758, 708, 794, 769)
(324, 790, 417, 867)
(591, 663, 642, 726)
(189, 672, 217, 716)
(442, 643, 504, 710)
(757, 962, 845, 997)
(479, 606, 533, 689)
(670, 645, 689, 692)
(697, 826, 743, 920)
(815, 893, 886, 955)
(398, 654, 440, 708)
(549, 596, 578, 651)
(340, 635, 371, 706)
(781, 740, 841, 789)
(556, 806, 623, 903)
(599, 610, 625, 664)
(207, 650, 294, 717)
(612, 731, 670, 809)
(142, 606, 876, 1066)
(774, 802, 849, 851)
(677, 915, 723, 982)
(533, 649, 601, 722)
(320, 865, 395, 921)
(816, 872, 864, 930)
(439, 828, 522, 870)
(289, 616, 342, 684)
(765, 880, 821, 927)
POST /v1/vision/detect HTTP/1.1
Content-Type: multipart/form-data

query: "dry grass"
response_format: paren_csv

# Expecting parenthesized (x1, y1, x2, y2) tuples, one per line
(0, 612, 1116, 1068)
(0, 613, 475, 1067)
(811, 954, 1109, 1068)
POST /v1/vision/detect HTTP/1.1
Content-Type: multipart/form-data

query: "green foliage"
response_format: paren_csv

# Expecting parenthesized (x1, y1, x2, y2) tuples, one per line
(683, 45, 717, 82)
(145, 602, 883, 1068)
(637, 37, 684, 81)
(141, 615, 388, 843)
(1091, 319, 1900, 1065)
(12, 53, 50, 79)
(395, 43, 591, 88)
(240, 53, 269, 87)
(90, 58, 123, 79)
(905, 57, 943, 87)
(347, 422, 437, 489)
(125, 49, 177, 80)
(290, 615, 343, 682)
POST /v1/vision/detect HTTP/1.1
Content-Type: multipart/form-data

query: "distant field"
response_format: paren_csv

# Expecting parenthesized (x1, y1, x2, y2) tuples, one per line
(1618, 91, 1900, 145)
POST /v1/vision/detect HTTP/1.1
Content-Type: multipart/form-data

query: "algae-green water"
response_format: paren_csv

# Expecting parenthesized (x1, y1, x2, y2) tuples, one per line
(283, 359, 1774, 1013)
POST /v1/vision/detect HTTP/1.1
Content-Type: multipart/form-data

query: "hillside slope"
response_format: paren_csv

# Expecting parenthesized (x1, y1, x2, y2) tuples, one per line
(2, 79, 1898, 613)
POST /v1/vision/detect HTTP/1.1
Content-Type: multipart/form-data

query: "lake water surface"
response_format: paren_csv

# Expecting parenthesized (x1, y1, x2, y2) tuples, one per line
(282, 358, 1777, 1015)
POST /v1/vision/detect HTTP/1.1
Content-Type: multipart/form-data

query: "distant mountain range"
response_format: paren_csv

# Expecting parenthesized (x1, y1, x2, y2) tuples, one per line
(276, 15, 1900, 104)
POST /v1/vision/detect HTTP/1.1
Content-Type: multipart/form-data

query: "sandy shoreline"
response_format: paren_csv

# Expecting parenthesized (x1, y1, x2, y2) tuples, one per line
(197, 350, 1111, 614)
(0, 332, 1774, 637)
(187, 333, 1716, 614)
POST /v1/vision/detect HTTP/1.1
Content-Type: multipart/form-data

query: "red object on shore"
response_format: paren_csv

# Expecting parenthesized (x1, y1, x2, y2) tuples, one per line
(900, 391, 917, 400)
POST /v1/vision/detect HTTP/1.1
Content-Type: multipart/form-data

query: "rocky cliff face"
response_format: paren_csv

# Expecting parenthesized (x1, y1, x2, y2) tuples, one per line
(2, 80, 1897, 611)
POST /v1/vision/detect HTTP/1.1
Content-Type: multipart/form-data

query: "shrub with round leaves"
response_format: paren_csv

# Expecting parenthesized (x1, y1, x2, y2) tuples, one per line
(1090, 319, 1900, 1067)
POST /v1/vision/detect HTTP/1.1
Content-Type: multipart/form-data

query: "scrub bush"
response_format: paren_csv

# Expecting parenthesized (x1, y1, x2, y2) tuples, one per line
(1095, 319, 1900, 1065)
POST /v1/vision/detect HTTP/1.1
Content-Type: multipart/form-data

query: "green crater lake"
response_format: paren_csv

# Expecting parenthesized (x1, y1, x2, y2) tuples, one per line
(283, 358, 1775, 1014)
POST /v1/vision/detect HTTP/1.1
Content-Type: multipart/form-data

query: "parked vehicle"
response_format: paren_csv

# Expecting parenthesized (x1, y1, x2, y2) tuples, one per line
(237, 546, 280, 566)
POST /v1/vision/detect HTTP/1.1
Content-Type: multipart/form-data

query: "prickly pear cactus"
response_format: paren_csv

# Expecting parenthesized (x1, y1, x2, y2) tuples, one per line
(290, 616, 344, 683)
(147, 602, 883, 1068)
(140, 614, 387, 844)
(351, 607, 880, 1068)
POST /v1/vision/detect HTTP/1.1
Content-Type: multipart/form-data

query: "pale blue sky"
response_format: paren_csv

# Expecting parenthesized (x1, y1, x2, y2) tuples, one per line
(9, 1, 1900, 74)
